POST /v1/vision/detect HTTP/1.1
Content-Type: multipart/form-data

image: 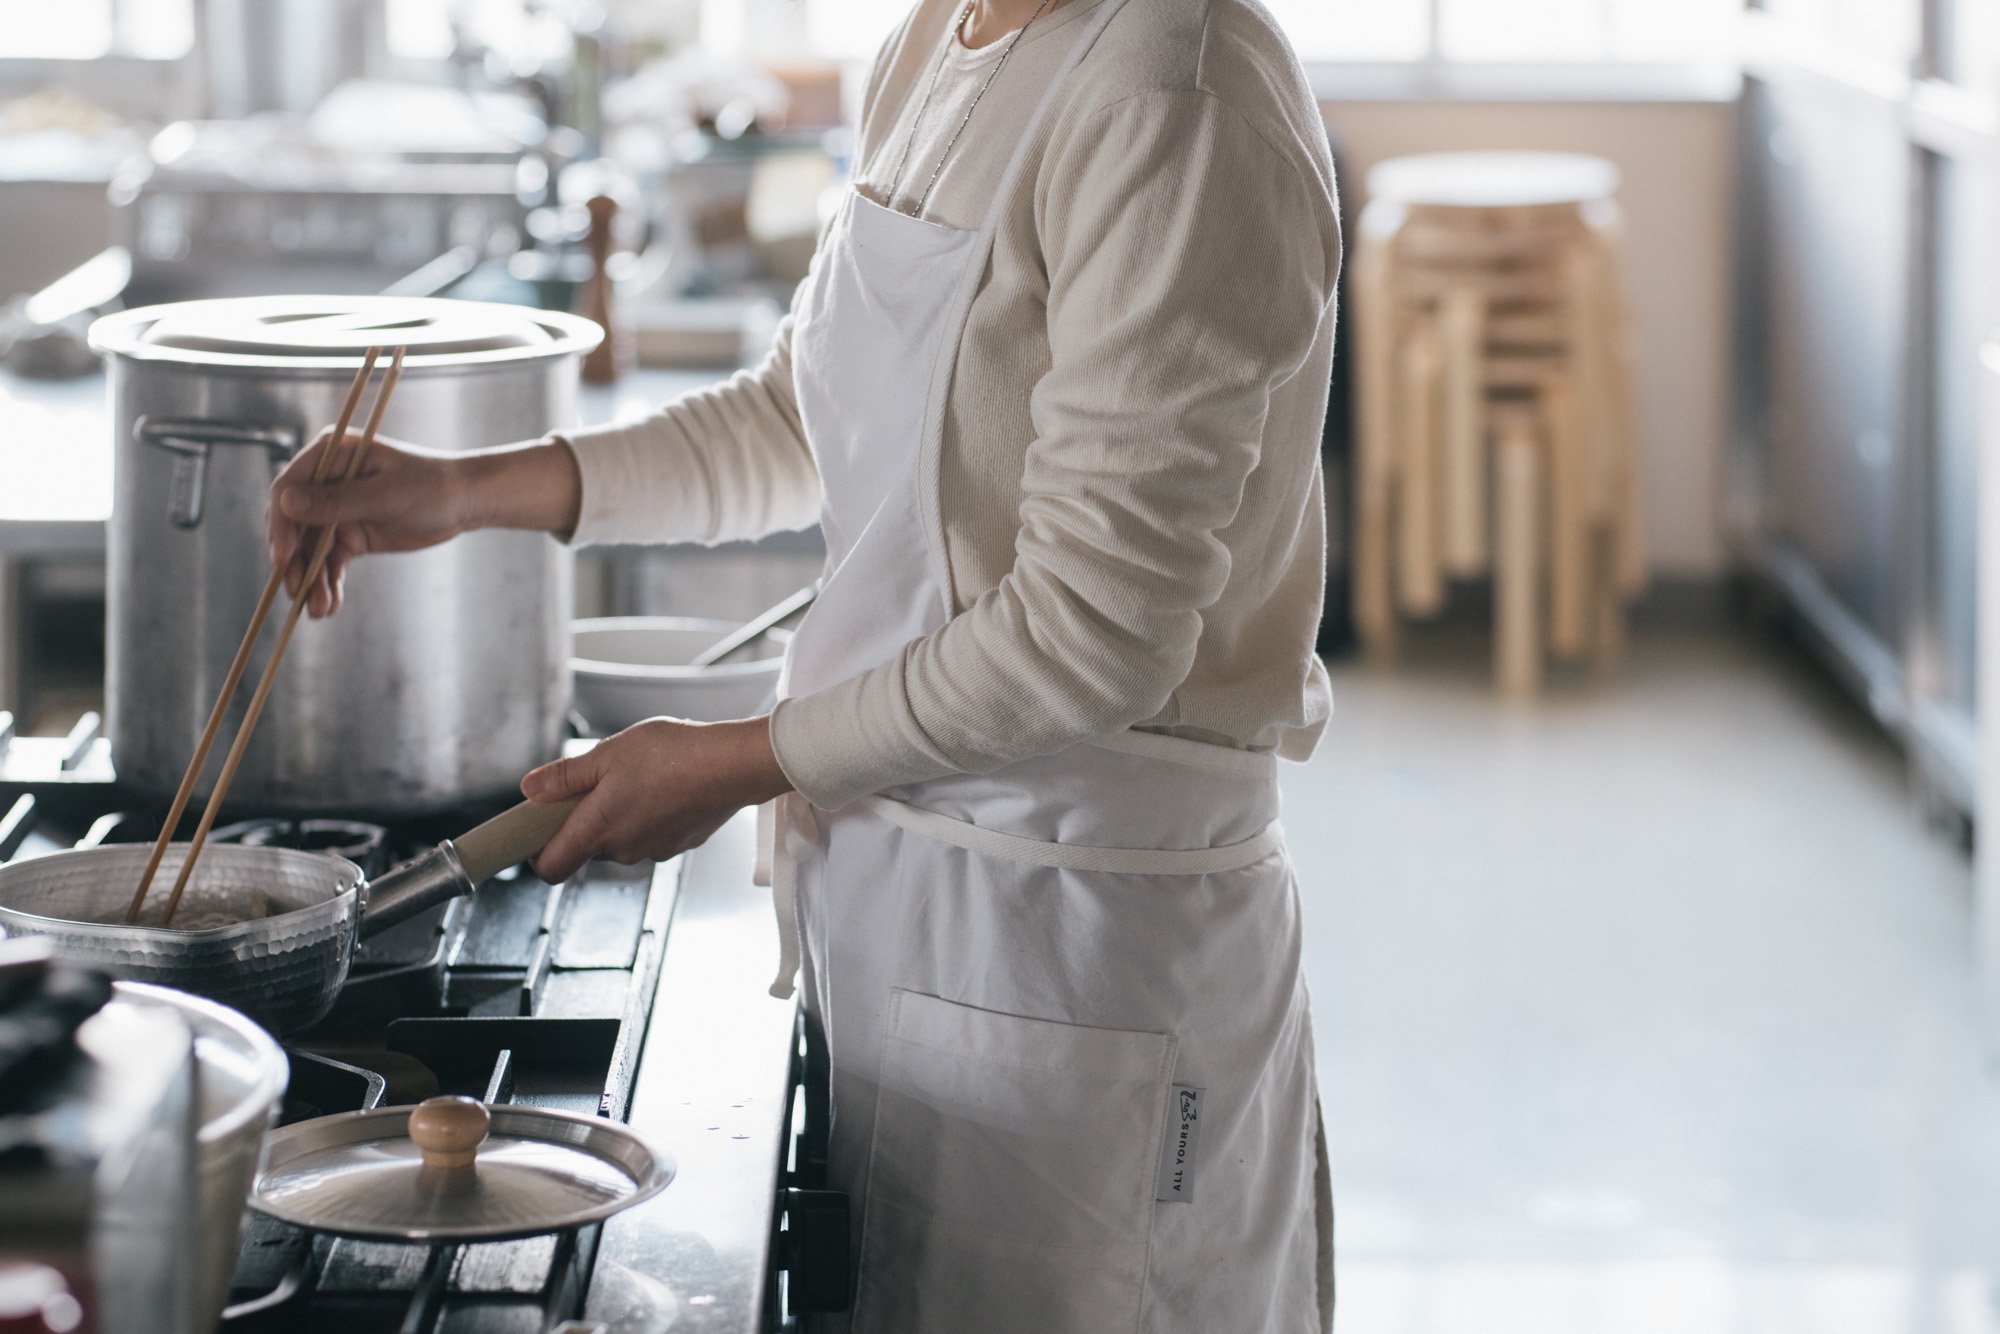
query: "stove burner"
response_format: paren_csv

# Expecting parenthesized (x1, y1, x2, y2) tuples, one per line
(0, 786, 719, 1334)
(214, 818, 391, 877)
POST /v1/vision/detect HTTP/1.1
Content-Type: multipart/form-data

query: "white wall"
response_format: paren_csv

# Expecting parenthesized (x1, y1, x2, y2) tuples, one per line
(1321, 97, 1740, 577)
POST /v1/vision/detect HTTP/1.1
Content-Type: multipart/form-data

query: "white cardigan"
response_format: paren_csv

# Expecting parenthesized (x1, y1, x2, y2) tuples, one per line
(562, 0, 1341, 810)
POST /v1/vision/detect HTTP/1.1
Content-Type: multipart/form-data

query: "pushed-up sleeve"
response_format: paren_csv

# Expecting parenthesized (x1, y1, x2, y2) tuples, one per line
(562, 310, 822, 547)
(770, 87, 1339, 809)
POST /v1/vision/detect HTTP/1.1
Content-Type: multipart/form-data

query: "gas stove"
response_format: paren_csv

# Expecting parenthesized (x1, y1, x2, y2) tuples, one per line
(0, 713, 848, 1333)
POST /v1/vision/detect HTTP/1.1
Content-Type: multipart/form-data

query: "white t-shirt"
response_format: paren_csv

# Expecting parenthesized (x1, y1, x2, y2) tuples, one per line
(855, 0, 1110, 230)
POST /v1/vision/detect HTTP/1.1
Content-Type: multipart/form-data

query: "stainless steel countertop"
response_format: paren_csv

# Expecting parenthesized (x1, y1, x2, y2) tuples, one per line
(588, 806, 797, 1334)
(0, 364, 731, 557)
(0, 370, 109, 554)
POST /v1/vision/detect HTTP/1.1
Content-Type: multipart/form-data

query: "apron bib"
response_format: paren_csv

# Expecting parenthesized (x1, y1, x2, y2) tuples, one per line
(771, 5, 1332, 1327)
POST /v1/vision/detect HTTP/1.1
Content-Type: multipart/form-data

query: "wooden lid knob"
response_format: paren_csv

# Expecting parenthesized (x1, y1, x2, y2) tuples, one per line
(409, 1096, 490, 1170)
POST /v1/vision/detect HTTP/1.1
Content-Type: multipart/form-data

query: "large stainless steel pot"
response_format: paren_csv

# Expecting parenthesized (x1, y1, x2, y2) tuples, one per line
(104, 982, 288, 1333)
(89, 296, 602, 814)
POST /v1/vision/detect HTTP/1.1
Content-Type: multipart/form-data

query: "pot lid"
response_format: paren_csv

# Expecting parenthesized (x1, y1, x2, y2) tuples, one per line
(90, 296, 602, 371)
(249, 1096, 674, 1242)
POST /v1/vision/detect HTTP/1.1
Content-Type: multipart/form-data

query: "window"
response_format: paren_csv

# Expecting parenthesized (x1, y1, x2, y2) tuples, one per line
(1969, 1, 2000, 96)
(1760, 0, 1919, 71)
(0, 0, 1742, 75)
(1268, 0, 1742, 62)
(803, 0, 1740, 65)
(0, 2, 193, 59)
(1266, 0, 1428, 62)
(807, 0, 914, 61)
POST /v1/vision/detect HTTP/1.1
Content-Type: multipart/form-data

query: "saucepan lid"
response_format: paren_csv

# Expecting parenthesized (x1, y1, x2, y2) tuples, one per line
(90, 295, 602, 371)
(249, 1095, 674, 1242)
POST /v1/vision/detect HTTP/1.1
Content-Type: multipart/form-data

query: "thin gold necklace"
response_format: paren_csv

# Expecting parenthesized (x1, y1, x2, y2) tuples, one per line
(887, 0, 1058, 218)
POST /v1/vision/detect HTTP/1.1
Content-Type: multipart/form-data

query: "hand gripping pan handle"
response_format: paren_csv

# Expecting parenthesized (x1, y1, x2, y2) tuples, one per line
(360, 798, 579, 938)
(454, 798, 579, 883)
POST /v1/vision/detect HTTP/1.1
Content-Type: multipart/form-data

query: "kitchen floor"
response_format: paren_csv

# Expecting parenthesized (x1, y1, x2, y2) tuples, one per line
(1287, 618, 2000, 1334)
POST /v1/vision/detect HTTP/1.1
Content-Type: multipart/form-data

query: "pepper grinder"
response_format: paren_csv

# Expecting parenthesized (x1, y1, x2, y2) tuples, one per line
(580, 193, 629, 384)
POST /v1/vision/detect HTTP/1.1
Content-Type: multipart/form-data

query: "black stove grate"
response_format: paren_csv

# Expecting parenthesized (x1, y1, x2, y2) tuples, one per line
(0, 789, 679, 1334)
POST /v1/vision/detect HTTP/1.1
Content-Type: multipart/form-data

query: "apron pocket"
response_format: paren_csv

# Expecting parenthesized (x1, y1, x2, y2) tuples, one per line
(853, 988, 1177, 1334)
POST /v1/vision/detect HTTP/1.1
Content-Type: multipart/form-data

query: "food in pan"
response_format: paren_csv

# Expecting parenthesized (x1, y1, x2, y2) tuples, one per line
(96, 894, 275, 931)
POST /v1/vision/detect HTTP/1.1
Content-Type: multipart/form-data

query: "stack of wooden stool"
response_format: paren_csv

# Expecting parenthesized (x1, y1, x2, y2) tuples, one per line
(1351, 151, 1646, 695)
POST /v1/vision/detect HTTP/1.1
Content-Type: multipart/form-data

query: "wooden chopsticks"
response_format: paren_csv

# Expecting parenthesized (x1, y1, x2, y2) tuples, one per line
(124, 348, 382, 924)
(127, 346, 407, 927)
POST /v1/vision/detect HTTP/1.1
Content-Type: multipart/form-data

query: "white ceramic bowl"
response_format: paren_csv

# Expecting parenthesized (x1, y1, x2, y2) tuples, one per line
(571, 616, 792, 734)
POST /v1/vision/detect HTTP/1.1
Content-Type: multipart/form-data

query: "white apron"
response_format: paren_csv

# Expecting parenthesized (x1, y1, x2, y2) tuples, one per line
(769, 4, 1333, 1327)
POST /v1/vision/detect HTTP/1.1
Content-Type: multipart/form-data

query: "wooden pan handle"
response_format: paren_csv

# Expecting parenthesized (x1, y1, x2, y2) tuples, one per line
(453, 798, 581, 884)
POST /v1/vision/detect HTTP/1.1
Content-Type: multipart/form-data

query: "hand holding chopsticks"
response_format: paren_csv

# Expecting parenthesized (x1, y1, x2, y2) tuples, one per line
(127, 347, 408, 927)
(123, 347, 382, 924)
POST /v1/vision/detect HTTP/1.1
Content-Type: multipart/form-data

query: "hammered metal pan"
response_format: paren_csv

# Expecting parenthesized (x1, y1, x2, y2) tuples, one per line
(0, 798, 576, 1033)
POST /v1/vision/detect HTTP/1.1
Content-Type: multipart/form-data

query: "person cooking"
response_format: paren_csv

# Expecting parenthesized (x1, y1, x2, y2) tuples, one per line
(268, 0, 1339, 1324)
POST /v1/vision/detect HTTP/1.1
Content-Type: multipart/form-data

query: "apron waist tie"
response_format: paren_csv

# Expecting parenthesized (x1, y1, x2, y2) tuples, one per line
(860, 794, 1283, 874)
(764, 792, 817, 1000)
(762, 792, 1284, 998)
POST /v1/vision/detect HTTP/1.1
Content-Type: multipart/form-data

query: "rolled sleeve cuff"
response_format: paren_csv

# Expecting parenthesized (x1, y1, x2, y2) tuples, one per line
(557, 418, 718, 548)
(768, 661, 958, 811)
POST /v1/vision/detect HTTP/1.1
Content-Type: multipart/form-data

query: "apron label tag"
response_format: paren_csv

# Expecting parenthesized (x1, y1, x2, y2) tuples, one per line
(1155, 1084, 1204, 1204)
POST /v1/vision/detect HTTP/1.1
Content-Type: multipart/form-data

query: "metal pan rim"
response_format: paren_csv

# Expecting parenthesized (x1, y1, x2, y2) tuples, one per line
(249, 1102, 676, 1242)
(0, 843, 364, 942)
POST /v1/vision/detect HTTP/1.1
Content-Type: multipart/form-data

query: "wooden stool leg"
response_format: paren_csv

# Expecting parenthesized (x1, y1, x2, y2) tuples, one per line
(1496, 414, 1542, 697)
(1440, 288, 1488, 575)
(1352, 214, 1403, 665)
(1578, 224, 1634, 674)
(1609, 297, 1649, 601)
(1577, 207, 1648, 598)
(1542, 374, 1588, 659)
(1353, 499, 1401, 666)
(1397, 319, 1447, 618)
(1589, 523, 1627, 671)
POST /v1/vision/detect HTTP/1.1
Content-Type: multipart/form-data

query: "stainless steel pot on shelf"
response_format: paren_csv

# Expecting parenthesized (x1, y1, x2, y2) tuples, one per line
(89, 296, 602, 815)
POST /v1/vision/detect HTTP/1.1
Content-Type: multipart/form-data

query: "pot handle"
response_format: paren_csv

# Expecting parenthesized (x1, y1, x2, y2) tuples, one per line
(135, 417, 300, 529)
(359, 798, 581, 938)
